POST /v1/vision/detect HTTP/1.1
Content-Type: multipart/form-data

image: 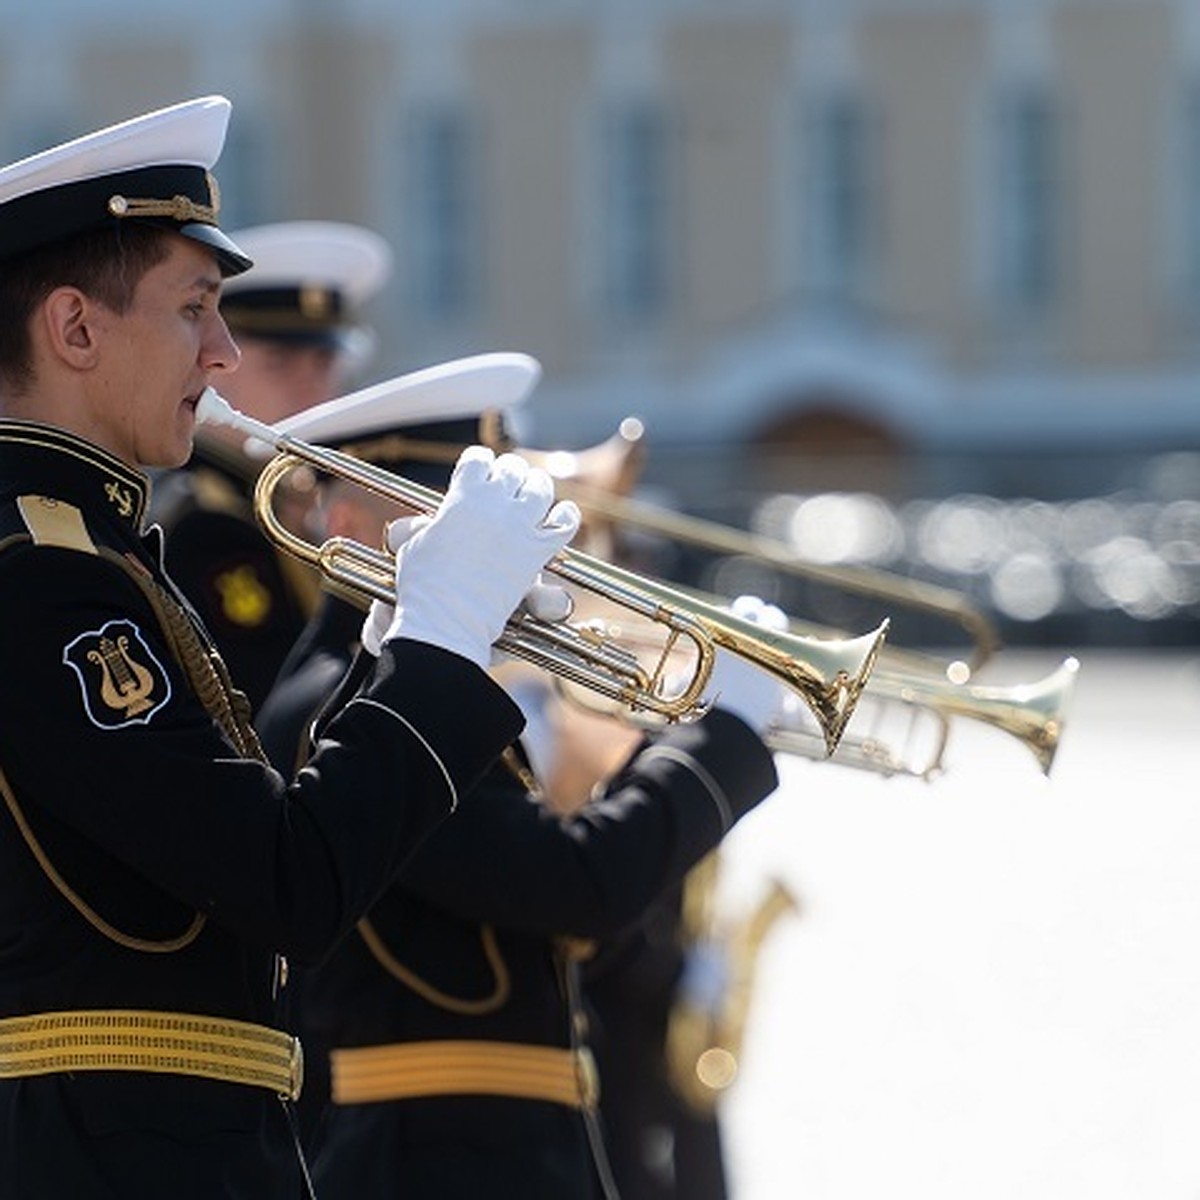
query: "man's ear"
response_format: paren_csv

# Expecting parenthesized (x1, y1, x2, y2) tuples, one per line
(39, 287, 102, 370)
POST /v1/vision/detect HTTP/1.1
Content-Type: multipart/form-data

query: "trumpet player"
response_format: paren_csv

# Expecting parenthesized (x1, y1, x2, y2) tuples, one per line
(253, 383, 788, 1199)
(0, 96, 578, 1200)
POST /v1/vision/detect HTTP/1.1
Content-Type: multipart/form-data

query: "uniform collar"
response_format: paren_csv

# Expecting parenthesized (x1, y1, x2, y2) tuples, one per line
(0, 418, 151, 533)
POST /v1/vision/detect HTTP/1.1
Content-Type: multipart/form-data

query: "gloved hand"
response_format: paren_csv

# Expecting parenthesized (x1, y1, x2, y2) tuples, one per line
(361, 516, 575, 657)
(704, 595, 790, 736)
(373, 447, 580, 669)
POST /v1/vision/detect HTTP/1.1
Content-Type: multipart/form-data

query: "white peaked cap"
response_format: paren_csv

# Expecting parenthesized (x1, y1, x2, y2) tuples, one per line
(223, 221, 393, 306)
(0, 96, 231, 201)
(273, 352, 542, 444)
(0, 95, 249, 274)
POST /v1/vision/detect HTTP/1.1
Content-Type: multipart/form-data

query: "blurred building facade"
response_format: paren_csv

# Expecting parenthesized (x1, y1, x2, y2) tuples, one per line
(3, 0, 1200, 641)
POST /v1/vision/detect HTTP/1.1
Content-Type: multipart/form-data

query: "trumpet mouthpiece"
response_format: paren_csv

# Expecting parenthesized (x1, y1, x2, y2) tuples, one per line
(195, 388, 278, 446)
(194, 387, 233, 427)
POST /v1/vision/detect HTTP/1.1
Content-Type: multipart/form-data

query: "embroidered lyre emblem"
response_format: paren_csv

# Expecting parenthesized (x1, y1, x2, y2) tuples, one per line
(89, 634, 154, 715)
(63, 619, 171, 729)
(104, 480, 135, 519)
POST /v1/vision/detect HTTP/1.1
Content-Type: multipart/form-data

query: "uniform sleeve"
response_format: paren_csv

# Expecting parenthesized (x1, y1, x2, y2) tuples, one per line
(396, 707, 778, 938)
(0, 545, 523, 963)
(254, 650, 349, 775)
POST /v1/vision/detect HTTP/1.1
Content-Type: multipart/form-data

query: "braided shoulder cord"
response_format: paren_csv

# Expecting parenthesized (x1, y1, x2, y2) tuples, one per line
(0, 766, 206, 952)
(357, 917, 512, 1016)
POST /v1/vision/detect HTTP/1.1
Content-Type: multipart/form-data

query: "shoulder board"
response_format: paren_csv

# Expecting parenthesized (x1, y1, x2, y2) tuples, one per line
(14, 495, 98, 555)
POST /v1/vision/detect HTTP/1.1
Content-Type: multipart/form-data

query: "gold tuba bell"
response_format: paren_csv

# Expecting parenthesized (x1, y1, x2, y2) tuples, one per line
(196, 388, 889, 755)
(665, 855, 800, 1115)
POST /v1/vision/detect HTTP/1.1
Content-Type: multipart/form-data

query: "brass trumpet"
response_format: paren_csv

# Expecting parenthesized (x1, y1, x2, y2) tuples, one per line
(196, 389, 889, 755)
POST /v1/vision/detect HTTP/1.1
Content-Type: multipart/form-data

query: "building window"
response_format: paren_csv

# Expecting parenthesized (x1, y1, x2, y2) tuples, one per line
(802, 90, 873, 303)
(405, 105, 477, 322)
(991, 85, 1059, 313)
(599, 100, 671, 322)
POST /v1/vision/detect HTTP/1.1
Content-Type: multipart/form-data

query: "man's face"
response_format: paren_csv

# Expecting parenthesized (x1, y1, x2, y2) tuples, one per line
(217, 337, 343, 425)
(88, 236, 240, 468)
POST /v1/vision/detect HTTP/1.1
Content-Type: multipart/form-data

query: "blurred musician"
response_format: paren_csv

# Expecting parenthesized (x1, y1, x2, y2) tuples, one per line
(253, 366, 788, 1199)
(526, 421, 796, 1200)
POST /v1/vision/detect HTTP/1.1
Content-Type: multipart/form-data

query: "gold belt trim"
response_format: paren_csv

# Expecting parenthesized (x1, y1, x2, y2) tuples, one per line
(330, 1039, 599, 1110)
(0, 1009, 303, 1100)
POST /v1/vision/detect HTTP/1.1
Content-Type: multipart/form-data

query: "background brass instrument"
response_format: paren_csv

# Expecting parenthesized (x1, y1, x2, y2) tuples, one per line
(516, 424, 1077, 778)
(665, 857, 800, 1115)
(196, 389, 889, 755)
(535, 457, 1001, 673)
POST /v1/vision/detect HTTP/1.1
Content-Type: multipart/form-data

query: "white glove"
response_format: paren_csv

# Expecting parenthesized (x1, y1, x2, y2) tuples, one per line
(381, 447, 581, 669)
(704, 595, 790, 736)
(362, 517, 575, 658)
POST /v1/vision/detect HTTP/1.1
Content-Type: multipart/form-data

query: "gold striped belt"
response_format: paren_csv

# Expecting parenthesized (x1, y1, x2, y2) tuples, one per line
(0, 1009, 303, 1100)
(330, 1039, 600, 1110)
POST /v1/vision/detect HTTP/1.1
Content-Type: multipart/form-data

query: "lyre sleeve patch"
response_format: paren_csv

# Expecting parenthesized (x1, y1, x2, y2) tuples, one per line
(62, 619, 172, 730)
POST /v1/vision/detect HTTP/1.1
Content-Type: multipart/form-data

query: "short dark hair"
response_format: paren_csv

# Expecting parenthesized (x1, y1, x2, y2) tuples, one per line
(0, 223, 174, 395)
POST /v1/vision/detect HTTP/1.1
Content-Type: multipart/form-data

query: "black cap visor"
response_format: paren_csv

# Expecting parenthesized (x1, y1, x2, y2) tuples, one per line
(180, 221, 252, 277)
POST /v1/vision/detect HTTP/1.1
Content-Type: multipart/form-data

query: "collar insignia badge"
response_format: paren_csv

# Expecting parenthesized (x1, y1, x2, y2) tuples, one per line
(104, 480, 135, 519)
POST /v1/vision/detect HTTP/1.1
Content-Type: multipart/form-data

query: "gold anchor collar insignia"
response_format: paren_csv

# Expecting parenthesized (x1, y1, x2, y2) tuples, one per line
(0, 420, 149, 532)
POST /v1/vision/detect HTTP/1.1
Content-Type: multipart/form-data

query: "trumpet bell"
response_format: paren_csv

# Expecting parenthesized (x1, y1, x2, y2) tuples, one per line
(717, 615, 891, 756)
(878, 655, 1080, 775)
(773, 656, 1081, 777)
(553, 562, 889, 755)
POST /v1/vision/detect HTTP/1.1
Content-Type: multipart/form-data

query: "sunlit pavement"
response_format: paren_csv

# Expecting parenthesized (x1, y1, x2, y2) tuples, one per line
(718, 649, 1200, 1200)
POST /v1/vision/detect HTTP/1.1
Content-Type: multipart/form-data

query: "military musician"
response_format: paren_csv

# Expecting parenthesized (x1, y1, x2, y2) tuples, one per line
(0, 95, 577, 1199)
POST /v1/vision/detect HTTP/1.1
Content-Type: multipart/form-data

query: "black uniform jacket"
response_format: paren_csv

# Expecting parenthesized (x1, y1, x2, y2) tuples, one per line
(151, 446, 312, 713)
(0, 422, 523, 1200)
(256, 594, 779, 1200)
